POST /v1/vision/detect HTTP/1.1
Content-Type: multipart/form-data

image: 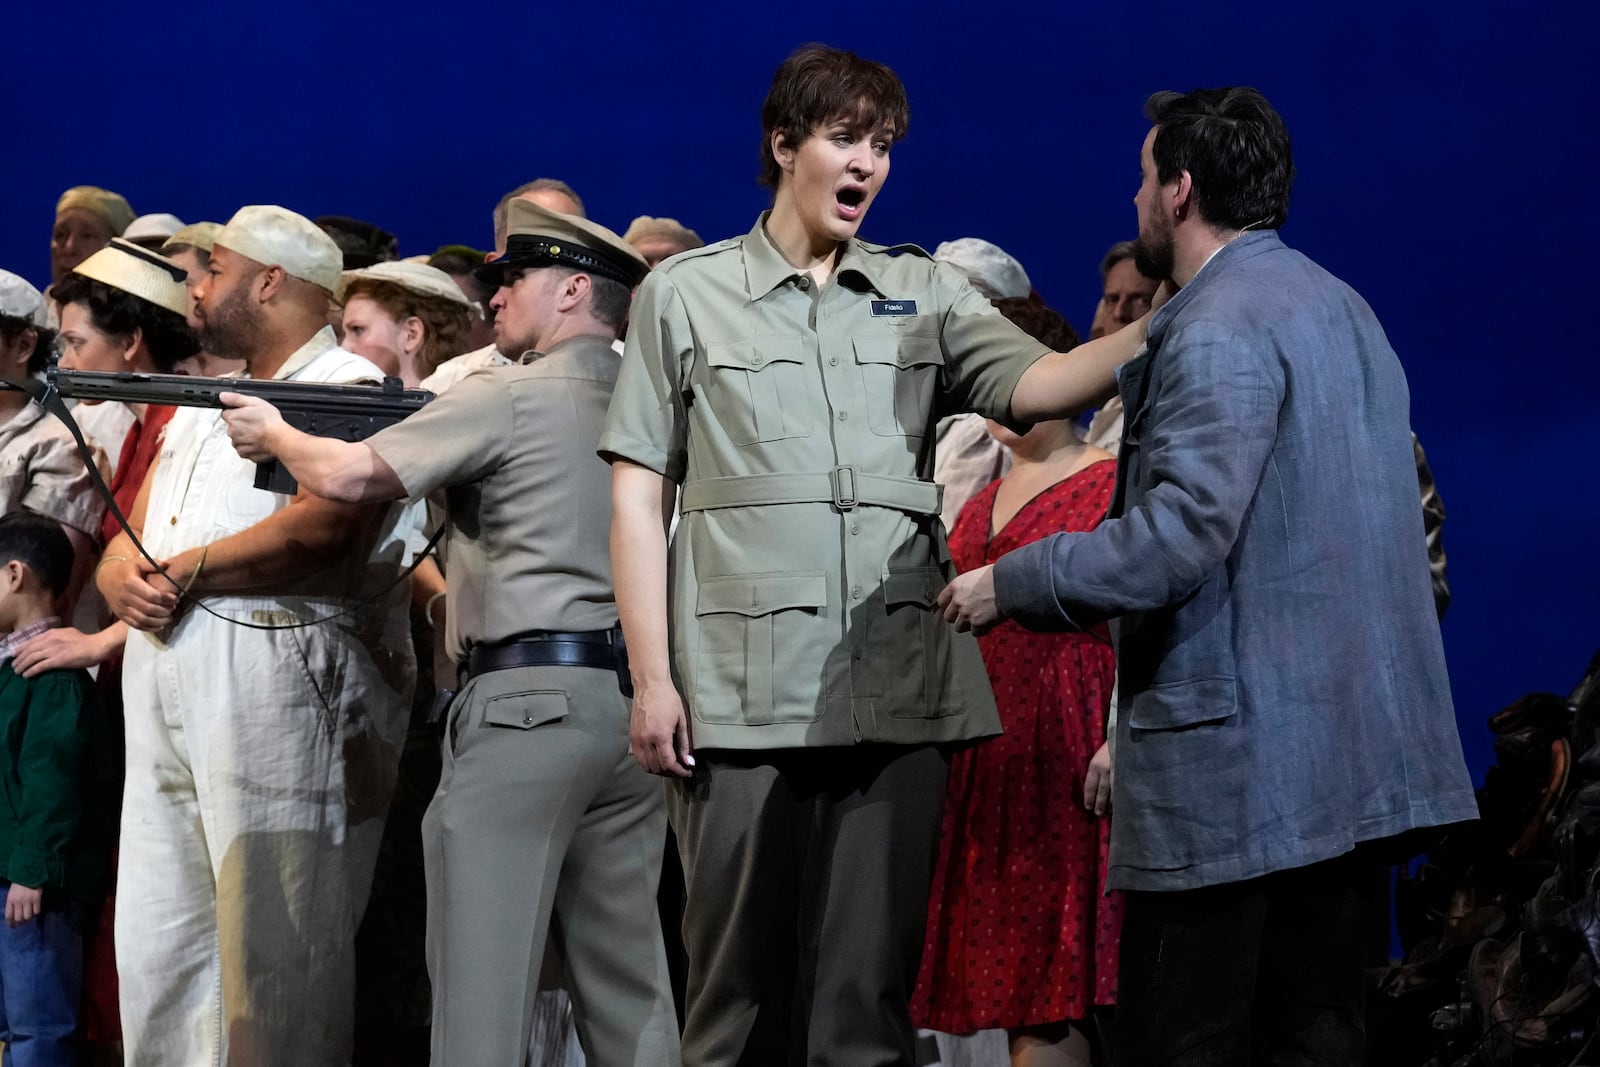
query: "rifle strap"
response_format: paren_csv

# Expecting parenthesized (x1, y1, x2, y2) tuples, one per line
(3, 373, 446, 632)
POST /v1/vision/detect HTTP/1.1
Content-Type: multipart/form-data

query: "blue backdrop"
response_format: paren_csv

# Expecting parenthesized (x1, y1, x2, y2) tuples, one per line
(7, 1, 1596, 779)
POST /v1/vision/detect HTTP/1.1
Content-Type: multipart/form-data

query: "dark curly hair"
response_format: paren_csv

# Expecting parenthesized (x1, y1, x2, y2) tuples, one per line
(1145, 87, 1294, 232)
(51, 273, 199, 371)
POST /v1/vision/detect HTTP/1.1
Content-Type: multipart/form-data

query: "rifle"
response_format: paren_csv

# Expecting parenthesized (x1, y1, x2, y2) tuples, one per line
(42, 368, 433, 494)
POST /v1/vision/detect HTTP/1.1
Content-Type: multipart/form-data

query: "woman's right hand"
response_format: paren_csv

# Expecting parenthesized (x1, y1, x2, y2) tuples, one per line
(98, 556, 178, 632)
(11, 625, 119, 677)
(629, 680, 696, 778)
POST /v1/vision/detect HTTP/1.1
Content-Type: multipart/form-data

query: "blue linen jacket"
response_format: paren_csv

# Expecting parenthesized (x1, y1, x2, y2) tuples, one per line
(994, 231, 1478, 892)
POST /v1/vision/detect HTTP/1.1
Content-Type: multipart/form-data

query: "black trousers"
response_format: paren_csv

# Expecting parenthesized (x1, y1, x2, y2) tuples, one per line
(1115, 851, 1380, 1067)
(669, 743, 950, 1067)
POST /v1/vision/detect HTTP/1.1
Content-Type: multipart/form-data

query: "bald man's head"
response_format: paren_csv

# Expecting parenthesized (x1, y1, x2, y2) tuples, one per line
(491, 179, 585, 252)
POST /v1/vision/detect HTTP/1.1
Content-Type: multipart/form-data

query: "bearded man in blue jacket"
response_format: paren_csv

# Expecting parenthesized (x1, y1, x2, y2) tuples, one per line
(940, 87, 1478, 1065)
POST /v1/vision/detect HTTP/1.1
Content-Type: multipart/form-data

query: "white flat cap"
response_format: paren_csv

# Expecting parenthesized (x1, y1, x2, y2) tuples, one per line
(216, 205, 343, 293)
(934, 238, 1032, 301)
(337, 261, 482, 318)
(123, 213, 187, 245)
(0, 270, 47, 326)
(72, 239, 192, 318)
(163, 221, 224, 254)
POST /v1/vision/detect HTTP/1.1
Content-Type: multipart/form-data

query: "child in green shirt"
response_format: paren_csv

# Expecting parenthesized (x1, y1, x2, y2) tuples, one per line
(0, 510, 108, 1064)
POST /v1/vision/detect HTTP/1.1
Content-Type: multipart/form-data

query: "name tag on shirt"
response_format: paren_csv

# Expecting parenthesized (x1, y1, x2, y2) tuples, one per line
(870, 299, 918, 317)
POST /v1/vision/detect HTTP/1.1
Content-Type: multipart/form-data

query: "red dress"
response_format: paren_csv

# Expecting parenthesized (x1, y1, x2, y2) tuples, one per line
(83, 403, 175, 1042)
(913, 459, 1122, 1032)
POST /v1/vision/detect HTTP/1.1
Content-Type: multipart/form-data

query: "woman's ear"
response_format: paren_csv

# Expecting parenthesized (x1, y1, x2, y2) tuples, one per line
(771, 129, 798, 175)
(123, 325, 145, 366)
(401, 316, 426, 356)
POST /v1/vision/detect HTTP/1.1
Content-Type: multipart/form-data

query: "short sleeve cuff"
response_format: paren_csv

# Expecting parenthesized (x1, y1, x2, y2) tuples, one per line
(991, 347, 1050, 434)
(596, 430, 681, 483)
(364, 434, 431, 504)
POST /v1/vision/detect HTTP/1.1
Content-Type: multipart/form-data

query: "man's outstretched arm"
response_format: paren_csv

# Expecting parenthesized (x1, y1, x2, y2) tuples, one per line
(220, 392, 404, 504)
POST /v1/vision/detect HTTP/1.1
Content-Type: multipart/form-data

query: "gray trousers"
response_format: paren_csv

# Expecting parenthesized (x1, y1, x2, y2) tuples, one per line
(424, 663, 679, 1067)
(670, 744, 950, 1067)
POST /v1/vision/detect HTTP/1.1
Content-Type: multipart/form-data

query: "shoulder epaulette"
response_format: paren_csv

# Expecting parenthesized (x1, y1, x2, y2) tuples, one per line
(656, 237, 741, 273)
(856, 240, 932, 260)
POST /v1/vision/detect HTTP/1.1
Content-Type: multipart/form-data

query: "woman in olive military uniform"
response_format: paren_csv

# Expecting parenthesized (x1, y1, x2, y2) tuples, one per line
(602, 44, 1152, 1067)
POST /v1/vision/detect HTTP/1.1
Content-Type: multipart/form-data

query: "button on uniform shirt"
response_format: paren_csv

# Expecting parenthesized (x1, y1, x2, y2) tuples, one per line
(368, 335, 620, 663)
(600, 214, 1049, 749)
(0, 401, 103, 537)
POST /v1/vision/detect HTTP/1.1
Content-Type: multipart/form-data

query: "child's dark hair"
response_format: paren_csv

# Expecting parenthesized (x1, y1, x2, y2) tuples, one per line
(0, 511, 75, 598)
(0, 313, 55, 376)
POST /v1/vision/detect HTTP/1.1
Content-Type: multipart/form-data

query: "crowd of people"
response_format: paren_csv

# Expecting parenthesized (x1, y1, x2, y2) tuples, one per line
(0, 42, 1476, 1067)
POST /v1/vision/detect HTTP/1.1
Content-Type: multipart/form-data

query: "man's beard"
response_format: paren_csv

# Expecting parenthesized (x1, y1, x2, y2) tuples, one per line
(1132, 217, 1175, 283)
(197, 285, 263, 361)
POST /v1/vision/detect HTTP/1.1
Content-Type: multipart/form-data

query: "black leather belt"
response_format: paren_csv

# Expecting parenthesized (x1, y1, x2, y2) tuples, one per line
(462, 629, 631, 696)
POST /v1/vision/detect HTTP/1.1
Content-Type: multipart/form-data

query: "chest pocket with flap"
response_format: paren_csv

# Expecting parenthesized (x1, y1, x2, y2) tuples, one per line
(702, 338, 813, 446)
(853, 335, 943, 439)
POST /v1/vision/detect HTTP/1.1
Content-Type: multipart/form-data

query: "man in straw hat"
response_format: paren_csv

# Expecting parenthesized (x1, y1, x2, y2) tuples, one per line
(220, 199, 679, 1066)
(96, 205, 418, 1067)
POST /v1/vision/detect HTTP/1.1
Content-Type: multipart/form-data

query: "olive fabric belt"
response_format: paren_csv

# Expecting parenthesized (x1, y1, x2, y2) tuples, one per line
(679, 466, 942, 516)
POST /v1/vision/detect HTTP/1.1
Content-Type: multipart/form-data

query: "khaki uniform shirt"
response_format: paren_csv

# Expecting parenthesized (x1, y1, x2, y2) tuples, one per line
(418, 343, 510, 395)
(0, 401, 103, 537)
(600, 214, 1049, 749)
(368, 334, 620, 664)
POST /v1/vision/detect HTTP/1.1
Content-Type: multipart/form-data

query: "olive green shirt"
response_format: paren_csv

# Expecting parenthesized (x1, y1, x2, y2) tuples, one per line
(599, 214, 1049, 749)
(369, 334, 620, 663)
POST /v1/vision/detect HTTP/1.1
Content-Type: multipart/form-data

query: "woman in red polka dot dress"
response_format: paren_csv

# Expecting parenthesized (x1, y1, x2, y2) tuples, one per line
(914, 405, 1120, 1067)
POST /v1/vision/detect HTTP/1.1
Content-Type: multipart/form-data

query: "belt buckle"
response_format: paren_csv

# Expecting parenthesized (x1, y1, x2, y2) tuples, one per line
(830, 465, 858, 511)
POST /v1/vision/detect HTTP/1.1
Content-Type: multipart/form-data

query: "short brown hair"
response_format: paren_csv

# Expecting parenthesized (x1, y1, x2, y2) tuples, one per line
(340, 277, 472, 377)
(759, 44, 910, 189)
